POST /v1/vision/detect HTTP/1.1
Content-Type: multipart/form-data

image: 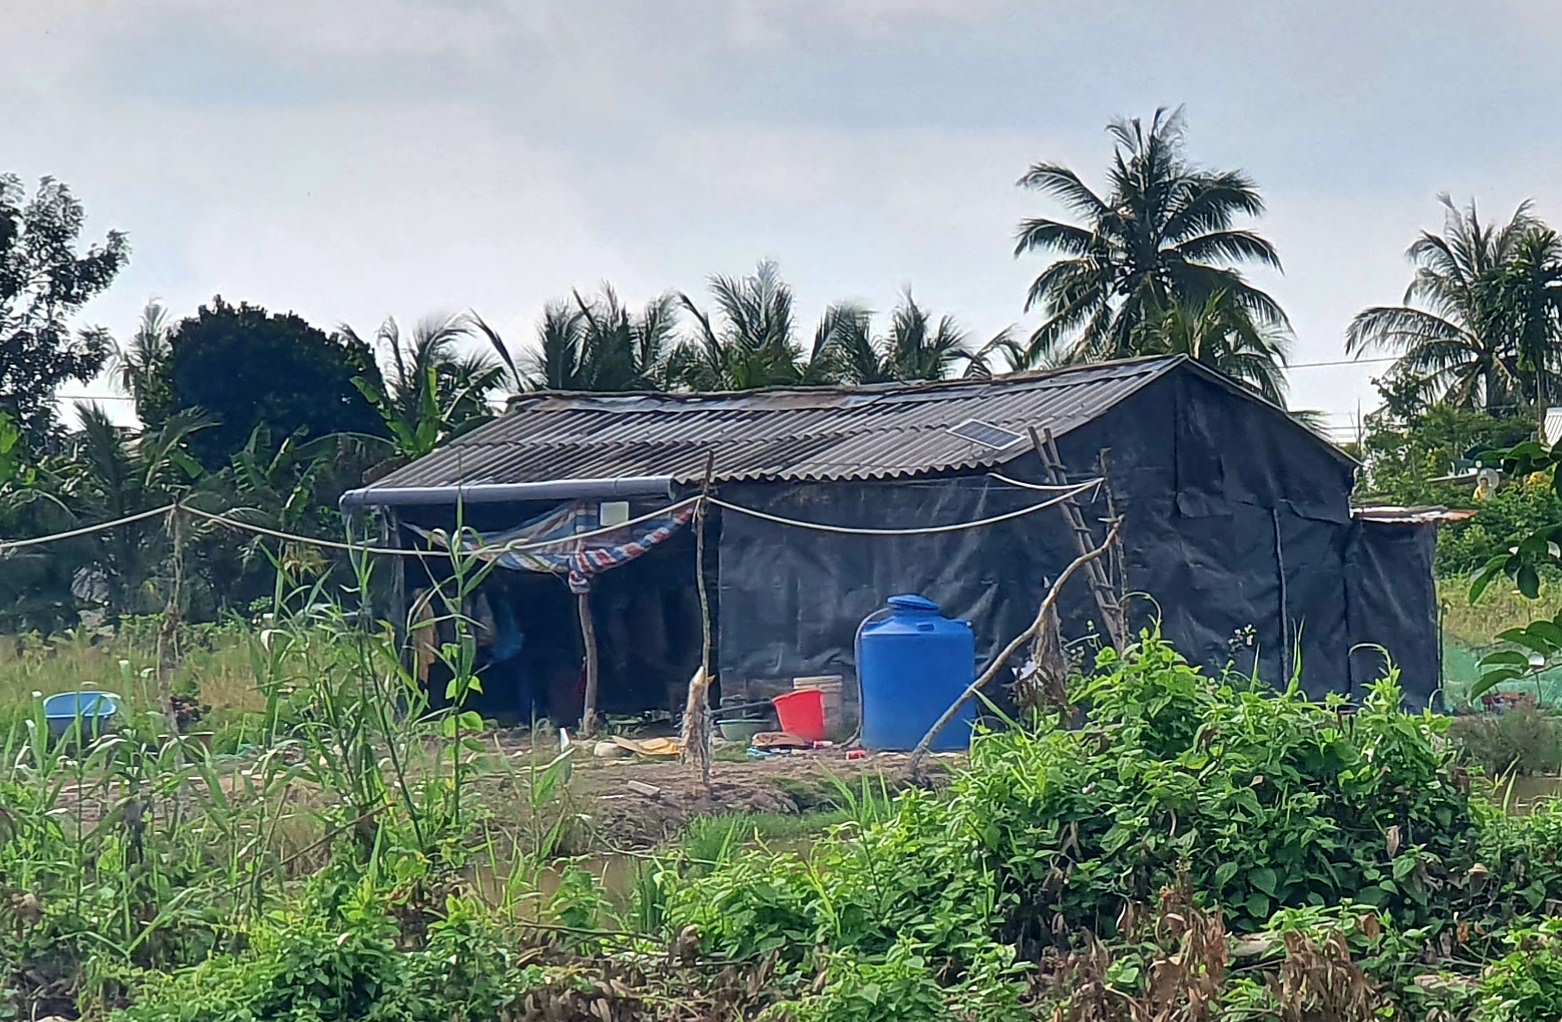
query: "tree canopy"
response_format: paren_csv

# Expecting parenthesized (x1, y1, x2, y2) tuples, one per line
(828, 290, 1002, 384)
(522, 287, 679, 392)
(144, 298, 387, 469)
(672, 261, 847, 390)
(347, 312, 514, 460)
(0, 174, 129, 444)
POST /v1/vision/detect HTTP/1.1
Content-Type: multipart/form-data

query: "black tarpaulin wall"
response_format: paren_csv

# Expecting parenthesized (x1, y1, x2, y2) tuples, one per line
(715, 365, 1440, 704)
(1346, 519, 1440, 708)
(715, 476, 1083, 700)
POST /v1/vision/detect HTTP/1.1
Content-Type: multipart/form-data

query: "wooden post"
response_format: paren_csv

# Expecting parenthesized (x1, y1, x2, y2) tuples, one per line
(577, 589, 600, 737)
(681, 452, 717, 792)
(1095, 448, 1124, 630)
(154, 506, 184, 726)
(382, 509, 408, 654)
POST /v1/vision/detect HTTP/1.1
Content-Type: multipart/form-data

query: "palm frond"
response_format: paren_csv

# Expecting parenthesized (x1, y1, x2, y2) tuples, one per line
(1014, 164, 1111, 220)
(1171, 229, 1282, 270)
(1015, 107, 1286, 366)
(1013, 218, 1097, 259)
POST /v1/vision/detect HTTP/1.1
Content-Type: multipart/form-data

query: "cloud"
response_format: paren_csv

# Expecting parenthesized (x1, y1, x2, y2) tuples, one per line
(717, 0, 1015, 44)
(12, 0, 1562, 433)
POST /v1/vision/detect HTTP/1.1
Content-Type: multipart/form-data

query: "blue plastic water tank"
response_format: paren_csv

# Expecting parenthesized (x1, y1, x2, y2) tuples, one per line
(856, 594, 976, 752)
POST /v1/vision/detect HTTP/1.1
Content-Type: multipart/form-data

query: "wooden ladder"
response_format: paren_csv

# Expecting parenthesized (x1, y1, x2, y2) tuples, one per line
(1030, 427, 1124, 648)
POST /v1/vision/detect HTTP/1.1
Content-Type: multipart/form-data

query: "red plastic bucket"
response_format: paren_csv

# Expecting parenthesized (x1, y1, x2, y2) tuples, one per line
(771, 689, 826, 742)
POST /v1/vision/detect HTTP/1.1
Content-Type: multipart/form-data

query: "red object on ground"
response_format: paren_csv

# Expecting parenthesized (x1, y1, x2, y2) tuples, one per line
(846, 749, 867, 761)
(771, 689, 827, 743)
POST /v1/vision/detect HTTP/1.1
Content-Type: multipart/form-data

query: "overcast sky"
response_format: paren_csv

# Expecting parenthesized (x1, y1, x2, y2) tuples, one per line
(9, 2, 1562, 435)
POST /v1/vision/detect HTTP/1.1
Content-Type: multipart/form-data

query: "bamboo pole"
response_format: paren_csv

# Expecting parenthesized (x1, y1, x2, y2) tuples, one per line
(908, 519, 1122, 771)
(384, 509, 408, 659)
(577, 589, 599, 737)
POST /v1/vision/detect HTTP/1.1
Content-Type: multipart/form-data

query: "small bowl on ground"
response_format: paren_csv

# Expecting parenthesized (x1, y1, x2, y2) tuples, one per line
(716, 718, 768, 745)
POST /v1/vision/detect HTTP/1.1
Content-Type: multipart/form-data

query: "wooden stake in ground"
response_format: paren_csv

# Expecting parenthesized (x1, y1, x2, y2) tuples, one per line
(680, 452, 717, 791)
(577, 589, 600, 737)
(154, 506, 184, 724)
(908, 519, 1122, 772)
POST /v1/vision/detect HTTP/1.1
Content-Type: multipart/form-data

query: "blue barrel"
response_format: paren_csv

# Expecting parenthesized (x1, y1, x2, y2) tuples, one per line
(856, 594, 976, 751)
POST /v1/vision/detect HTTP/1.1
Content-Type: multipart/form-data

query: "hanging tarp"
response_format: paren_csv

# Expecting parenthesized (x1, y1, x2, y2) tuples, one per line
(409, 499, 696, 593)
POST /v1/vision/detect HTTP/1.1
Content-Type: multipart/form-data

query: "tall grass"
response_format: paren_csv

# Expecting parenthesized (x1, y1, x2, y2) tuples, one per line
(0, 619, 262, 741)
(0, 541, 592, 1020)
(1440, 575, 1562, 648)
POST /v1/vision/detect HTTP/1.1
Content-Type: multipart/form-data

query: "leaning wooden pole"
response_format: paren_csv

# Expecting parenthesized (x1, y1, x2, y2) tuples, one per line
(681, 452, 717, 792)
(908, 519, 1123, 772)
(577, 590, 600, 737)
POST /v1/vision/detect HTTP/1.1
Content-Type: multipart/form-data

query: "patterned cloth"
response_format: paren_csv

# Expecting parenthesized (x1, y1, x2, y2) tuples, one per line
(408, 500, 696, 593)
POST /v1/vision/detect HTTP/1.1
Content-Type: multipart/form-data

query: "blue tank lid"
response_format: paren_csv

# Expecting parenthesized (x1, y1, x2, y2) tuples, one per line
(887, 594, 941, 613)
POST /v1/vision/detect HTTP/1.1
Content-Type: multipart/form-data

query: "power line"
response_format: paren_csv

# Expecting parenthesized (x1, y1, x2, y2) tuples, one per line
(1287, 356, 1398, 369)
(0, 505, 176, 552)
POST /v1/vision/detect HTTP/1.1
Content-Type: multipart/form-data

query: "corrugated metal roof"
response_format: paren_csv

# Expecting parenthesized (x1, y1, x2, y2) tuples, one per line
(365, 355, 1329, 492)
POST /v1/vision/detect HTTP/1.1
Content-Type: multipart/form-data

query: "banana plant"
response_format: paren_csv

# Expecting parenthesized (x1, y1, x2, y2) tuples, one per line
(354, 362, 497, 461)
(348, 312, 510, 461)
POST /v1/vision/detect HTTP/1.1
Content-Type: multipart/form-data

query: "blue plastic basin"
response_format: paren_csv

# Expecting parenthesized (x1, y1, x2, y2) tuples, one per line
(43, 691, 123, 741)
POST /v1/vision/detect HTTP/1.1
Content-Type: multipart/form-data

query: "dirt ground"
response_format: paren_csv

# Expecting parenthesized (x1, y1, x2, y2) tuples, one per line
(489, 735, 946, 850)
(39, 729, 955, 859)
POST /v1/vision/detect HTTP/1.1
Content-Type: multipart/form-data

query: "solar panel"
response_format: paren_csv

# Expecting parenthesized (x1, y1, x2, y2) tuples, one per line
(947, 419, 1025, 450)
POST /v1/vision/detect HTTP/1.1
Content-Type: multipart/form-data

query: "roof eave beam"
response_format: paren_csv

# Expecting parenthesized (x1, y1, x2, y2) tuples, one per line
(339, 475, 677, 510)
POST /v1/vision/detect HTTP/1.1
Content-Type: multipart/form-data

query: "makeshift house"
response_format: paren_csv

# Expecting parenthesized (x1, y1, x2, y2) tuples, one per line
(342, 354, 1444, 723)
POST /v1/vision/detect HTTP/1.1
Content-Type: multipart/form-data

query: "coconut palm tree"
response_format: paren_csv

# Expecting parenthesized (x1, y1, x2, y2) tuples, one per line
(673, 262, 850, 390)
(1130, 291, 1291, 406)
(570, 285, 680, 390)
(1346, 196, 1562, 415)
(830, 291, 1006, 383)
(348, 315, 508, 434)
(515, 287, 678, 393)
(1014, 107, 1286, 367)
(1496, 223, 1562, 409)
(110, 300, 174, 420)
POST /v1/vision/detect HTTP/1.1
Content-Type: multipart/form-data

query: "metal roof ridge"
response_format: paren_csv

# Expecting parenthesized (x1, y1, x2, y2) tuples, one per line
(501, 354, 1184, 409)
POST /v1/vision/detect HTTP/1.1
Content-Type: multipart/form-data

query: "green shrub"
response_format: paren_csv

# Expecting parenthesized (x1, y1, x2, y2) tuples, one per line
(656, 631, 1538, 985)
(115, 891, 537, 1022)
(765, 940, 947, 1022)
(763, 938, 1026, 1022)
(1480, 920, 1562, 1022)
(1439, 478, 1562, 577)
